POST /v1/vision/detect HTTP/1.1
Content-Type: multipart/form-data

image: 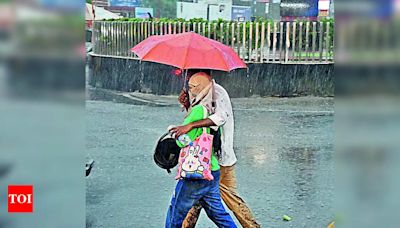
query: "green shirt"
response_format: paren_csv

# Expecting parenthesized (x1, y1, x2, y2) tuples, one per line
(176, 105, 220, 171)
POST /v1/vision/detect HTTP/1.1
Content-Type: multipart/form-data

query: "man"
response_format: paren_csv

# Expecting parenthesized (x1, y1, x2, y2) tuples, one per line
(166, 72, 236, 228)
(170, 70, 260, 228)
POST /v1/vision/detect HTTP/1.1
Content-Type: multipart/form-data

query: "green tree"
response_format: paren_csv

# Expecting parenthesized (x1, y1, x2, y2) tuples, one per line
(141, 0, 177, 19)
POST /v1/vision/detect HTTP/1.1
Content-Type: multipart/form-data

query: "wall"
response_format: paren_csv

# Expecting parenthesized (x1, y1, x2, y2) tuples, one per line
(88, 55, 334, 97)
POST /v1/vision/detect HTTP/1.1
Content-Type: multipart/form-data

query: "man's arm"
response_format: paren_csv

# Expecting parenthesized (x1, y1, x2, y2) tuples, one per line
(170, 118, 216, 138)
(171, 87, 229, 137)
(208, 88, 229, 127)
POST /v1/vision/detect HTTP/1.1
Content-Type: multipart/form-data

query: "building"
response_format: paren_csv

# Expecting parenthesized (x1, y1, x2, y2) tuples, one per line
(92, 0, 108, 8)
(92, 0, 153, 18)
(177, 0, 233, 21)
(318, 0, 332, 18)
(231, 0, 281, 21)
(280, 0, 319, 21)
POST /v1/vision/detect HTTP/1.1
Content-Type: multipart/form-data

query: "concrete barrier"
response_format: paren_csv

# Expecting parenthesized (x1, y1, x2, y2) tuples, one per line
(88, 55, 333, 97)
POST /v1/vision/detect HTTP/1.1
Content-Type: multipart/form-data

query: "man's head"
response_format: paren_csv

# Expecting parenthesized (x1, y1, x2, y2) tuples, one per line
(188, 72, 212, 98)
(179, 69, 212, 110)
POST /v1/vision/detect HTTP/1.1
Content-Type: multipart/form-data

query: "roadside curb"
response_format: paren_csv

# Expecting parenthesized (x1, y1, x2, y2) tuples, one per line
(87, 87, 178, 107)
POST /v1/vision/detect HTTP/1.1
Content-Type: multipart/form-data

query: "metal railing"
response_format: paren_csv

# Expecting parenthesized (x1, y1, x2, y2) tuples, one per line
(92, 20, 334, 64)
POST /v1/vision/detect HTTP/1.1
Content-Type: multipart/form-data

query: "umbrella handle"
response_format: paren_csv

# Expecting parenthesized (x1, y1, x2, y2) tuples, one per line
(183, 69, 189, 92)
(183, 69, 190, 112)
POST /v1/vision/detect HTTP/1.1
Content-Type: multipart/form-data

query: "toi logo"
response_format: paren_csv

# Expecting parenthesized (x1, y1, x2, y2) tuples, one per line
(8, 185, 34, 213)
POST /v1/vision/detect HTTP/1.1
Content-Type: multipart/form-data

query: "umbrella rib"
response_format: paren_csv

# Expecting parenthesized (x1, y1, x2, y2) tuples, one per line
(139, 41, 165, 59)
(212, 38, 247, 71)
(209, 42, 230, 71)
(182, 33, 194, 69)
(138, 34, 190, 69)
(133, 34, 177, 59)
(183, 33, 228, 71)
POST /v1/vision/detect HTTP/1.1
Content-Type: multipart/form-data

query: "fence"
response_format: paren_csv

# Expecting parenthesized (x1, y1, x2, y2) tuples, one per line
(91, 20, 334, 64)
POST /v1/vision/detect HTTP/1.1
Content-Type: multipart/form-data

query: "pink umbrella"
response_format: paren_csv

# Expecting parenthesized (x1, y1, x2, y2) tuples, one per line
(131, 32, 247, 72)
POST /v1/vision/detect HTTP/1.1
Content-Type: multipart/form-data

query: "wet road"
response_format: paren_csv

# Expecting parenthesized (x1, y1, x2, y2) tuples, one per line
(86, 95, 333, 228)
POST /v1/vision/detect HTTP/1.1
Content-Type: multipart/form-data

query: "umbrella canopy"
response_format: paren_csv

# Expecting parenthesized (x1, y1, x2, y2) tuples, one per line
(131, 32, 247, 72)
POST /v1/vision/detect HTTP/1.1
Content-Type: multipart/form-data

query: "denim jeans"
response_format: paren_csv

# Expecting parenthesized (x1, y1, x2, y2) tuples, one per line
(166, 170, 237, 228)
(183, 165, 260, 228)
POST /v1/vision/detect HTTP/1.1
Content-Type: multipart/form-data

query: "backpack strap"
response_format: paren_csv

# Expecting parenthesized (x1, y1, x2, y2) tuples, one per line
(201, 105, 208, 134)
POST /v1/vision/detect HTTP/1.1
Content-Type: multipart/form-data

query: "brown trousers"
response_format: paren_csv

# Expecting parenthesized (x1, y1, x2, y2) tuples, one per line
(183, 165, 260, 228)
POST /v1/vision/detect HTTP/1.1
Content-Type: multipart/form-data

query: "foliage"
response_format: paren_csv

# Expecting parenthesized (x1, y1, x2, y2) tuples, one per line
(101, 17, 335, 52)
(141, 0, 176, 19)
(105, 17, 333, 26)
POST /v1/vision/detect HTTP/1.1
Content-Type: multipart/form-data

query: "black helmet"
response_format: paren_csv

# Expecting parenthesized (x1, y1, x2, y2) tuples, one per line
(154, 132, 181, 173)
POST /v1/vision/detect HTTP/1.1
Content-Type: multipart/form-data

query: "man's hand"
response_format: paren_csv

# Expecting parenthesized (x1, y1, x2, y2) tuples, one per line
(170, 119, 216, 138)
(178, 90, 190, 111)
(170, 124, 193, 138)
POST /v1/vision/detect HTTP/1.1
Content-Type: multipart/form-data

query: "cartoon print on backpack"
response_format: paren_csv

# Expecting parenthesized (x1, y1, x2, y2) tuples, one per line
(181, 145, 204, 179)
(175, 126, 214, 181)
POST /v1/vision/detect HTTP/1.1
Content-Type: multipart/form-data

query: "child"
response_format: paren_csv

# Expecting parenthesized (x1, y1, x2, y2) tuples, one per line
(165, 73, 236, 228)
